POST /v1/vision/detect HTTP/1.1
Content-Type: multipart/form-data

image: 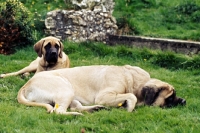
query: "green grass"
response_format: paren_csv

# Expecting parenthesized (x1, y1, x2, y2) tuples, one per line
(114, 0, 200, 41)
(0, 41, 200, 132)
(0, 0, 200, 132)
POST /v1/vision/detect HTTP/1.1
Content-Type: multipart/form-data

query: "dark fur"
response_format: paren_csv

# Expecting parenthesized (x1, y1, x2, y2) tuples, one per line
(141, 87, 161, 105)
(141, 87, 186, 107)
(44, 42, 59, 64)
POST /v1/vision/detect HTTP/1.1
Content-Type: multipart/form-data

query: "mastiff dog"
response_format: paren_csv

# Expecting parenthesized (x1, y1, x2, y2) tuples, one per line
(17, 65, 186, 115)
(0, 36, 70, 78)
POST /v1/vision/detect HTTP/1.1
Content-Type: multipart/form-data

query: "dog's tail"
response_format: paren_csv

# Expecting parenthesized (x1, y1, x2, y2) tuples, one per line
(17, 85, 54, 113)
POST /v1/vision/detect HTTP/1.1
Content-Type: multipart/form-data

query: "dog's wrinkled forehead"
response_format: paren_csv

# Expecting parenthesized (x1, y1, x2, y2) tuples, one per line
(145, 78, 175, 99)
(148, 78, 174, 88)
(43, 37, 60, 47)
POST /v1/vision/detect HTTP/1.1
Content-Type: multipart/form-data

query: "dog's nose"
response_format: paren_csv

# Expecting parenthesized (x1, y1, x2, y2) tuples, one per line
(179, 99, 186, 106)
(51, 51, 57, 55)
(50, 48, 57, 55)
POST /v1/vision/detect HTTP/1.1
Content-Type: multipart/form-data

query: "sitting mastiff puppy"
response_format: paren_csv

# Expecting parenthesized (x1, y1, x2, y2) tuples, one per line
(17, 65, 186, 115)
(0, 36, 70, 78)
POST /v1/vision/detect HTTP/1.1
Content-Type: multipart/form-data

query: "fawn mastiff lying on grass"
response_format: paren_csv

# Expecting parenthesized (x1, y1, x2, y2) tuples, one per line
(0, 36, 70, 78)
(17, 65, 186, 115)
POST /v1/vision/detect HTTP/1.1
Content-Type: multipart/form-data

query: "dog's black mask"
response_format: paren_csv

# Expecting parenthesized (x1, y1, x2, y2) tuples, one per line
(141, 87, 186, 108)
(164, 90, 186, 108)
(45, 43, 59, 64)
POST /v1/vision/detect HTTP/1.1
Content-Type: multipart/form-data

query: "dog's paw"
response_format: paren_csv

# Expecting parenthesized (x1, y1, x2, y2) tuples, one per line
(56, 111, 84, 116)
(0, 74, 5, 78)
(46, 105, 54, 113)
(20, 72, 30, 78)
(72, 112, 84, 116)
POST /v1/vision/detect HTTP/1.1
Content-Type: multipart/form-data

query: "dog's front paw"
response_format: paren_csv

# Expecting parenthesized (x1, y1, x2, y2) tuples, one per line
(22, 72, 30, 77)
(0, 74, 5, 78)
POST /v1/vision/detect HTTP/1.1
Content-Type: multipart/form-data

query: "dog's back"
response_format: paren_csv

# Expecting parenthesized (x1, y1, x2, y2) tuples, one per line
(39, 65, 150, 104)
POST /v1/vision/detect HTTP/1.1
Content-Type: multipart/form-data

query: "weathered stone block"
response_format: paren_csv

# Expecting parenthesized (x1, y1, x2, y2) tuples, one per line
(45, 9, 117, 42)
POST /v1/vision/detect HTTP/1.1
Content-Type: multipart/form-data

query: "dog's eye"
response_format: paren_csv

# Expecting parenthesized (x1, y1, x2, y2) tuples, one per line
(55, 44, 59, 49)
(166, 97, 173, 102)
(45, 43, 51, 50)
(165, 93, 175, 104)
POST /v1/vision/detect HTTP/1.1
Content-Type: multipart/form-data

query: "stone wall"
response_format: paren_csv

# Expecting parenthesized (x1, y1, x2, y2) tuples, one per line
(45, 9, 117, 42)
(107, 35, 200, 55)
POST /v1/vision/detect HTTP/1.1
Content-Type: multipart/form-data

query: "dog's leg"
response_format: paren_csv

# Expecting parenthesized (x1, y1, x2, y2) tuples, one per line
(52, 91, 83, 115)
(53, 100, 83, 115)
(0, 66, 36, 78)
(95, 91, 137, 112)
(19, 91, 83, 115)
(18, 86, 55, 113)
(54, 104, 83, 115)
(69, 100, 106, 113)
(0, 58, 39, 78)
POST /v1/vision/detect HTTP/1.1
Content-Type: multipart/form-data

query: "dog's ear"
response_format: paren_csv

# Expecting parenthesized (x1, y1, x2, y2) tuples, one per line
(141, 85, 163, 105)
(142, 79, 175, 106)
(34, 40, 45, 57)
(58, 41, 64, 58)
(158, 85, 174, 99)
(152, 85, 174, 107)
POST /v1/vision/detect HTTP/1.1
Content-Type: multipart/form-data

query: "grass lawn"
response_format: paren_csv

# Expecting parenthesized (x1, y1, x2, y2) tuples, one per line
(0, 41, 200, 132)
(114, 0, 200, 41)
(0, 0, 200, 132)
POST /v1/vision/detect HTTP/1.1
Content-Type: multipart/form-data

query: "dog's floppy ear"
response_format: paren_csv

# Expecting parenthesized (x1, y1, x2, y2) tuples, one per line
(141, 85, 161, 105)
(152, 85, 174, 107)
(58, 41, 64, 58)
(142, 79, 175, 106)
(34, 40, 45, 57)
(158, 85, 174, 99)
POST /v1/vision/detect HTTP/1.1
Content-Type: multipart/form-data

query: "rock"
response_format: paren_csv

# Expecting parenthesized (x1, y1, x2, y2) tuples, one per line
(66, 0, 115, 13)
(45, 17, 56, 29)
(45, 9, 117, 42)
(65, 30, 72, 35)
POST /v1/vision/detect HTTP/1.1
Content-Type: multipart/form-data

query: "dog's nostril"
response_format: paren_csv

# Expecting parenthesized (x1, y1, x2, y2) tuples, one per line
(181, 99, 186, 105)
(51, 52, 57, 55)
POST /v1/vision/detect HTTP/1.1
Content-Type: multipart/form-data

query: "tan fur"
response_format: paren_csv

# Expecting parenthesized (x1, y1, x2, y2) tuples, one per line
(0, 36, 70, 78)
(17, 65, 181, 115)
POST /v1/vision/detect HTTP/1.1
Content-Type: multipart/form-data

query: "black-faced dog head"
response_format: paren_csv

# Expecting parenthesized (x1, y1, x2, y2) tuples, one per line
(44, 42, 59, 64)
(141, 79, 186, 108)
(34, 36, 64, 65)
(164, 90, 186, 107)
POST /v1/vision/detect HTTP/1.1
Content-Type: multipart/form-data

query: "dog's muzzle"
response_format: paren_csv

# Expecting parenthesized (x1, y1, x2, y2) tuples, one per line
(165, 97, 186, 108)
(46, 48, 58, 64)
(177, 98, 186, 106)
